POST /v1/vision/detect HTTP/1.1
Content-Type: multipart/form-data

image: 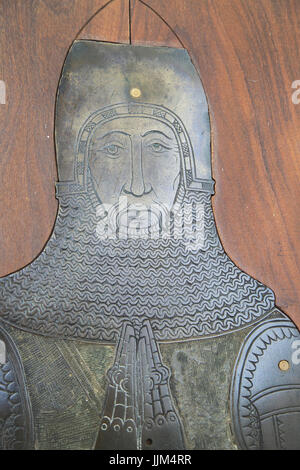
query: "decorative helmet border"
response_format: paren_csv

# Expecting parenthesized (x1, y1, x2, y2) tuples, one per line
(56, 102, 215, 198)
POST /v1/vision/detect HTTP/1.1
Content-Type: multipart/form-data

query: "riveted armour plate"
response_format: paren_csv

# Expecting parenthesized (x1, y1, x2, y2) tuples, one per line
(231, 319, 300, 450)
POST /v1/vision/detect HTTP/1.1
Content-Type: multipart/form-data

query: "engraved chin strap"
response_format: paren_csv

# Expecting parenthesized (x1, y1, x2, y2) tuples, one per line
(95, 320, 184, 450)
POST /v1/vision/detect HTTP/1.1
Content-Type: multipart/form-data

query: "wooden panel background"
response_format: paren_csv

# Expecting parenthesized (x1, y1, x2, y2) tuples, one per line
(0, 0, 299, 326)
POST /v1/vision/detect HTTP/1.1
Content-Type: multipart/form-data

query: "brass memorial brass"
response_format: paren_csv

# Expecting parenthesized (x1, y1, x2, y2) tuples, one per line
(0, 41, 300, 450)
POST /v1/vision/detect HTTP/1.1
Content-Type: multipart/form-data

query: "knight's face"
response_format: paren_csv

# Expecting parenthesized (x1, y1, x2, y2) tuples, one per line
(89, 117, 181, 234)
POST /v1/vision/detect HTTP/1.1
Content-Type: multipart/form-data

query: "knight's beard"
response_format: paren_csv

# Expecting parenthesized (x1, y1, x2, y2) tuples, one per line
(96, 197, 179, 240)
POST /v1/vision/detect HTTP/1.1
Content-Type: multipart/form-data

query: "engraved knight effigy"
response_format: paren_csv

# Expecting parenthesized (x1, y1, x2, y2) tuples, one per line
(0, 41, 300, 450)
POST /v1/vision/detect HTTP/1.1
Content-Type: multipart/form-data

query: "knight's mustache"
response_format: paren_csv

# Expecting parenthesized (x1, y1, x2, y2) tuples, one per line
(117, 203, 163, 227)
(113, 200, 167, 223)
(97, 198, 169, 236)
(119, 188, 157, 207)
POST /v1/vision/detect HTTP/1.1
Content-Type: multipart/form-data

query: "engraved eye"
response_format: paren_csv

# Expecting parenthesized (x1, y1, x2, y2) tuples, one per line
(100, 143, 124, 158)
(147, 142, 171, 154)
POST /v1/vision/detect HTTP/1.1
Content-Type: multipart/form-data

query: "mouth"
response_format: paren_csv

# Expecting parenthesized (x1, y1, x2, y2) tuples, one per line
(119, 205, 161, 231)
(106, 200, 169, 237)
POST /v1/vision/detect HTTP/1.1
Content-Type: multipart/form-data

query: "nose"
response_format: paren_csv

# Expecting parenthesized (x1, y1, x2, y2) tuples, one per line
(124, 135, 147, 197)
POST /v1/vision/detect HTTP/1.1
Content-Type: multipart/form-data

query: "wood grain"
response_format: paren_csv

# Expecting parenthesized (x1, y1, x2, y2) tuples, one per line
(130, 0, 182, 47)
(0, 0, 299, 327)
(78, 0, 129, 42)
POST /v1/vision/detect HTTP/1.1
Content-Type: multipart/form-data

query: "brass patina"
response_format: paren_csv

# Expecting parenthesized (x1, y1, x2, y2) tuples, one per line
(0, 41, 300, 450)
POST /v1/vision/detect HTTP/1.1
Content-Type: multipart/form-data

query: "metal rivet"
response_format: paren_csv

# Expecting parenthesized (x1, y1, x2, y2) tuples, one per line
(130, 88, 141, 98)
(278, 360, 290, 371)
